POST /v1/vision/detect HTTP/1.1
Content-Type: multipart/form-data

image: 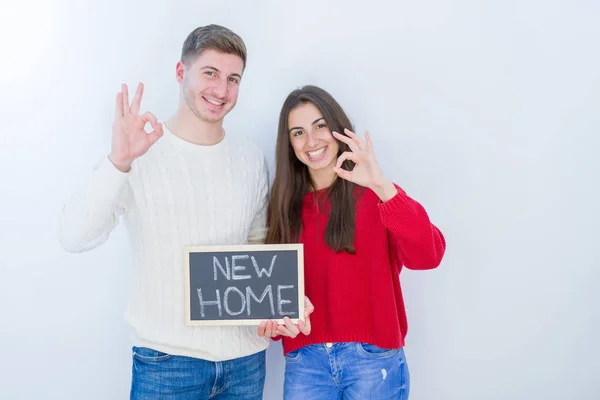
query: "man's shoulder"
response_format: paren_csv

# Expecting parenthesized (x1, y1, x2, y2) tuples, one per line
(226, 136, 266, 163)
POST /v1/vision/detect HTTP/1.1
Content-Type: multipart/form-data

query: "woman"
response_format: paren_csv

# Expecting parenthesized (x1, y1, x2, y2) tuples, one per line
(259, 85, 446, 399)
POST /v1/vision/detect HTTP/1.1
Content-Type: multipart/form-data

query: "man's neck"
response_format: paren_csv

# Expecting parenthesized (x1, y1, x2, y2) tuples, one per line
(165, 106, 224, 146)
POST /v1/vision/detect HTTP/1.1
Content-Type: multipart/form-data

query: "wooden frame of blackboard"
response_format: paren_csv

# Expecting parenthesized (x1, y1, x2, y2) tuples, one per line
(183, 243, 304, 326)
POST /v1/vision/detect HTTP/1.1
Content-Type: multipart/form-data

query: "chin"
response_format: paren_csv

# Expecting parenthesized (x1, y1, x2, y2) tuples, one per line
(307, 160, 335, 171)
(203, 114, 224, 123)
(196, 108, 226, 123)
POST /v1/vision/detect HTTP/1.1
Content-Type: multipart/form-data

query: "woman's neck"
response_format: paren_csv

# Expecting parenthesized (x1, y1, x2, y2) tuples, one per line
(309, 169, 337, 191)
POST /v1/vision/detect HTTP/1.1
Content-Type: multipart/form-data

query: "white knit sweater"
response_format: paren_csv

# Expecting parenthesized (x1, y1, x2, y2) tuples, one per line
(58, 126, 270, 361)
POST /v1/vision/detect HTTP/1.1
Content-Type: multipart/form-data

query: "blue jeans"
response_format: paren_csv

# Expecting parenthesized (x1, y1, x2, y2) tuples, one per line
(284, 343, 410, 400)
(130, 346, 266, 399)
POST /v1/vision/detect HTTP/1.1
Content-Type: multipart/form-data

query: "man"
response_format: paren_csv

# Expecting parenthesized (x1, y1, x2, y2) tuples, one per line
(59, 24, 273, 399)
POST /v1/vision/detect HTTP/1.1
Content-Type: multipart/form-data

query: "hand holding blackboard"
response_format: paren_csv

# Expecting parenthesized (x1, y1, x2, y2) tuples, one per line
(184, 244, 304, 326)
(258, 296, 314, 338)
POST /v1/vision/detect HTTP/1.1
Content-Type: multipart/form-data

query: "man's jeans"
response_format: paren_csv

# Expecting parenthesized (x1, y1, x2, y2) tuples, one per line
(130, 346, 266, 399)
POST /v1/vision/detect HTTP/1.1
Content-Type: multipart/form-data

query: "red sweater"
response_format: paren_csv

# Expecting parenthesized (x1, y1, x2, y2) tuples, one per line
(279, 185, 446, 355)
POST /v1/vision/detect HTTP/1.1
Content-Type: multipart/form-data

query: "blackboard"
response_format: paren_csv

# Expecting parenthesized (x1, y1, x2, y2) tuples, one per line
(183, 244, 304, 326)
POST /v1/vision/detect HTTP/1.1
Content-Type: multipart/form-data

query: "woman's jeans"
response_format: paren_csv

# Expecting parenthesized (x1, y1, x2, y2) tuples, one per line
(284, 342, 410, 400)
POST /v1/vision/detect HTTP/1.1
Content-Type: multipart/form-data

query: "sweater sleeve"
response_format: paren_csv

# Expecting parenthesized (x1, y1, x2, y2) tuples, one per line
(58, 156, 132, 253)
(247, 156, 269, 245)
(378, 185, 446, 270)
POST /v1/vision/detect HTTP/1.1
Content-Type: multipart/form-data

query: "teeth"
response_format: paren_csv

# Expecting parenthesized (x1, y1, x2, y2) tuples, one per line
(205, 98, 224, 106)
(308, 148, 326, 157)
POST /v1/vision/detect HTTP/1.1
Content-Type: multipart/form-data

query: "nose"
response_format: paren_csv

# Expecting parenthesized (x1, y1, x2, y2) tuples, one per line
(306, 131, 318, 147)
(212, 78, 227, 98)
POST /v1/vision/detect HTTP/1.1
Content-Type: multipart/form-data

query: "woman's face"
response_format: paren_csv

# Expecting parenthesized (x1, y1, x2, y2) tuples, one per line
(288, 102, 340, 175)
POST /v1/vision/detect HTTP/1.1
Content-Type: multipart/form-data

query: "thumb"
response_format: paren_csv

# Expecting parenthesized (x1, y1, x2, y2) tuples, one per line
(304, 296, 315, 316)
(333, 166, 352, 182)
(299, 316, 311, 335)
(147, 122, 164, 146)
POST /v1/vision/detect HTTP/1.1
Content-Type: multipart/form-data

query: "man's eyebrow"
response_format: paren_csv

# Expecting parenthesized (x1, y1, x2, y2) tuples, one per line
(199, 65, 241, 79)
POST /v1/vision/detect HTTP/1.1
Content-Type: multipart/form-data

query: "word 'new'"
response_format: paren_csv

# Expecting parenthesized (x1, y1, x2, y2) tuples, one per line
(212, 254, 277, 281)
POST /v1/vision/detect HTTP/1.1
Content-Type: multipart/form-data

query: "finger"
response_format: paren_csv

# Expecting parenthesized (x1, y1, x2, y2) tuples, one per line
(115, 92, 123, 119)
(333, 165, 353, 182)
(273, 322, 283, 337)
(140, 111, 158, 126)
(121, 83, 130, 116)
(269, 320, 280, 338)
(332, 131, 359, 152)
(298, 319, 311, 335)
(264, 321, 273, 337)
(140, 112, 161, 145)
(304, 296, 315, 316)
(335, 151, 356, 169)
(276, 324, 296, 338)
(257, 322, 266, 337)
(130, 82, 144, 115)
(365, 130, 373, 151)
(283, 317, 300, 337)
(147, 122, 164, 146)
(344, 128, 366, 149)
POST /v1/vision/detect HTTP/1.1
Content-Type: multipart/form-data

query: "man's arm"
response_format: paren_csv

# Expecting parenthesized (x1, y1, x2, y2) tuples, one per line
(58, 157, 131, 253)
(58, 82, 163, 253)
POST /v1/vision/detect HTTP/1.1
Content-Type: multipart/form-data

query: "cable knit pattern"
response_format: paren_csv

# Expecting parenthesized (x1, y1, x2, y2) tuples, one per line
(58, 126, 270, 361)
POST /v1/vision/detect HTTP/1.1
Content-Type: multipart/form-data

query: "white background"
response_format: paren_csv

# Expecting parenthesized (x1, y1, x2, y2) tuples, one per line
(1, 0, 599, 399)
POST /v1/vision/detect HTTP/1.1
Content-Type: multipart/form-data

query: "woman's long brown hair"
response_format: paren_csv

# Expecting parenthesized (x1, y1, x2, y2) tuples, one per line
(265, 85, 361, 253)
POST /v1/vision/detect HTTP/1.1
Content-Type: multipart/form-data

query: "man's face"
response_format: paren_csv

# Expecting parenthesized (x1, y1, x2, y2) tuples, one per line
(177, 49, 244, 124)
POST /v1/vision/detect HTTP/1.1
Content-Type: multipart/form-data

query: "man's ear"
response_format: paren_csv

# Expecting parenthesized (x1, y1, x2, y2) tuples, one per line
(175, 60, 185, 84)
